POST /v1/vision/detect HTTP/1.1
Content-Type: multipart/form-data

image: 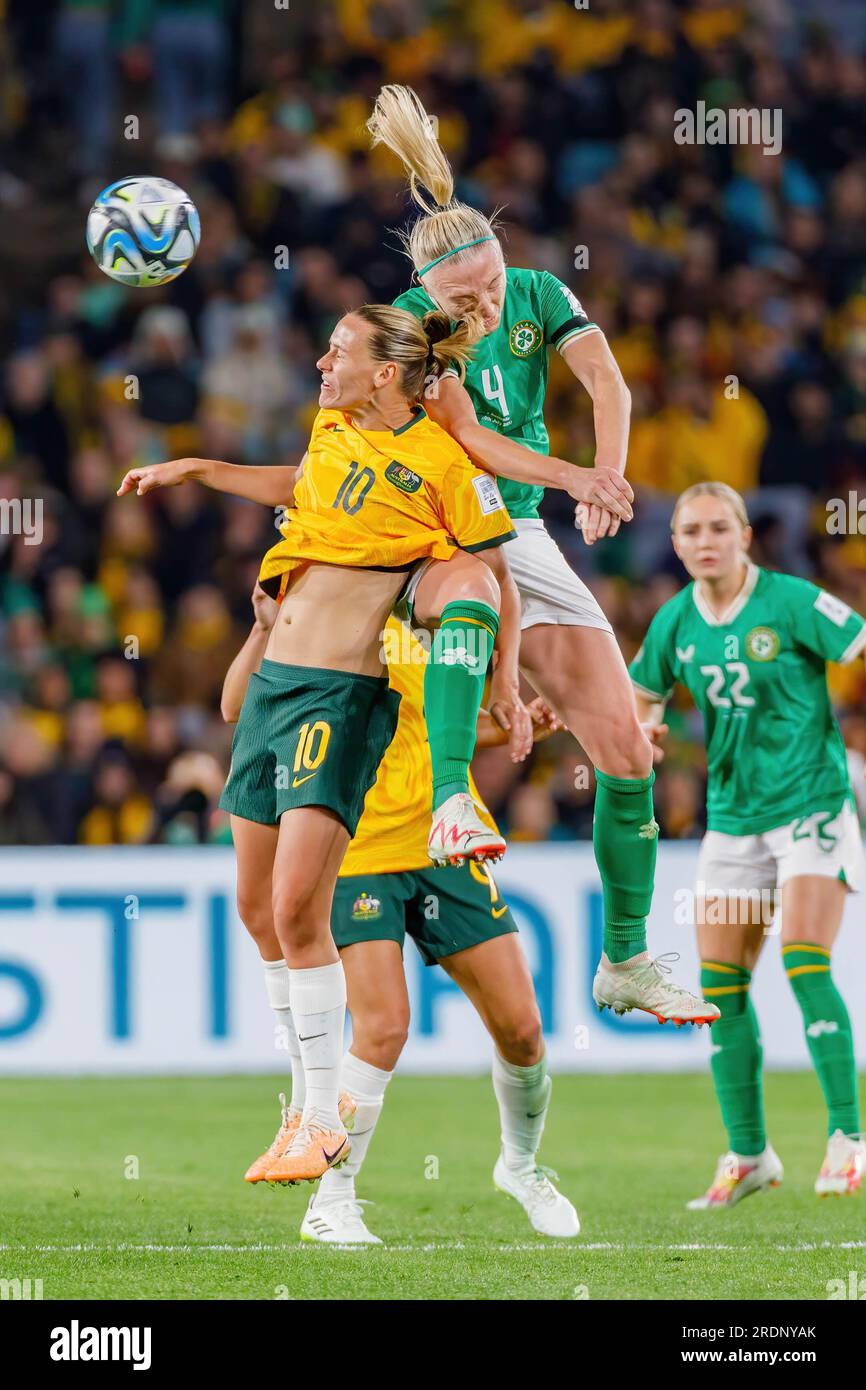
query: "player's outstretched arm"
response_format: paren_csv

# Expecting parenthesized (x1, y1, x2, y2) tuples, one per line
(562, 333, 631, 544)
(563, 332, 631, 474)
(220, 585, 278, 723)
(425, 374, 632, 522)
(117, 455, 305, 508)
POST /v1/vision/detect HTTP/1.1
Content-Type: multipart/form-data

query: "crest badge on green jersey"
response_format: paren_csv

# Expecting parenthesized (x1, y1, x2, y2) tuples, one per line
(509, 319, 542, 357)
(385, 460, 422, 493)
(746, 626, 780, 662)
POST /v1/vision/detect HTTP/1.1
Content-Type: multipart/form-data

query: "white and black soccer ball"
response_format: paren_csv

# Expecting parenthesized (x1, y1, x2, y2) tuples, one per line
(85, 176, 201, 288)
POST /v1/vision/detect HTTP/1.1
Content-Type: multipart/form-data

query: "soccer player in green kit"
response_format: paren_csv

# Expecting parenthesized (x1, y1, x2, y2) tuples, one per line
(631, 482, 866, 1206)
(367, 84, 715, 1025)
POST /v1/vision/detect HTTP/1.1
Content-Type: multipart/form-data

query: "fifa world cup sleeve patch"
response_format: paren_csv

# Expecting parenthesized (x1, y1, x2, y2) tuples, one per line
(472, 474, 505, 514)
(558, 283, 586, 318)
(814, 590, 852, 627)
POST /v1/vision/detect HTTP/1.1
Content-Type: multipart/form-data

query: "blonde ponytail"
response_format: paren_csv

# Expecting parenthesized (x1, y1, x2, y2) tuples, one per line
(367, 84, 502, 283)
(367, 84, 454, 213)
(421, 310, 475, 382)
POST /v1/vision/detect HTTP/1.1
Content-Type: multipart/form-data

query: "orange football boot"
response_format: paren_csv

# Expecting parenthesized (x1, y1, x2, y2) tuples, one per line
(265, 1119, 352, 1185)
(244, 1092, 301, 1183)
(245, 1092, 356, 1183)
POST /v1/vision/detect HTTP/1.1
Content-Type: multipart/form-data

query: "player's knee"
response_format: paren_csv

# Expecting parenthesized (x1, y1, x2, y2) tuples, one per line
(271, 879, 320, 944)
(594, 716, 653, 780)
(474, 564, 501, 613)
(236, 893, 275, 948)
(493, 1008, 543, 1065)
(446, 555, 500, 612)
(352, 1009, 409, 1070)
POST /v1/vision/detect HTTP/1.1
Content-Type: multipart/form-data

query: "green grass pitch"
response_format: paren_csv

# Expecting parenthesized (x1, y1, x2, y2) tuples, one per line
(1, 1072, 863, 1300)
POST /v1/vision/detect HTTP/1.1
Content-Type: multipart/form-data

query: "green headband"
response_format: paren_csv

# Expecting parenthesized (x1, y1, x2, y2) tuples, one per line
(417, 236, 496, 278)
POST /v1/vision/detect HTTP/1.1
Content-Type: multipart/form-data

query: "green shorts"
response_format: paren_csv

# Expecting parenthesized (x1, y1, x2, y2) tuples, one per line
(220, 660, 401, 835)
(331, 861, 518, 966)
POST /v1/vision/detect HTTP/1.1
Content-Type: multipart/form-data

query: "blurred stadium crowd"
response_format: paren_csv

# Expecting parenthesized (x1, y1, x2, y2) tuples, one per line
(2, 0, 866, 845)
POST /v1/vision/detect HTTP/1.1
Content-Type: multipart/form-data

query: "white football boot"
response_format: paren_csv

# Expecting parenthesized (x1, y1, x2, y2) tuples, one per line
(300, 1191, 382, 1245)
(428, 791, 506, 866)
(687, 1145, 784, 1209)
(815, 1130, 865, 1197)
(592, 951, 720, 1027)
(493, 1156, 580, 1238)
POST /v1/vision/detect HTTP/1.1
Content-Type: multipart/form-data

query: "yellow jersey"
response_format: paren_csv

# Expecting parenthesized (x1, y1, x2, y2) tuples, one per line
(259, 406, 515, 596)
(339, 618, 499, 876)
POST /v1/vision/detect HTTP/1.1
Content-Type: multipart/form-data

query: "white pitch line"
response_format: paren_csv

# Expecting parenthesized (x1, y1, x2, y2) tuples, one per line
(2, 1240, 866, 1254)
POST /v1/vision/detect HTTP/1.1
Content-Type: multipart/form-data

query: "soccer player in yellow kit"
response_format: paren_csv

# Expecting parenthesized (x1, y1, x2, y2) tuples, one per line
(119, 303, 531, 1183)
(225, 604, 580, 1241)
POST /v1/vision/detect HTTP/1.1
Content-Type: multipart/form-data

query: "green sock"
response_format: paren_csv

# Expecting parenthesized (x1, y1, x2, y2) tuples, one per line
(702, 961, 766, 1155)
(425, 601, 498, 811)
(593, 769, 657, 963)
(783, 943, 860, 1137)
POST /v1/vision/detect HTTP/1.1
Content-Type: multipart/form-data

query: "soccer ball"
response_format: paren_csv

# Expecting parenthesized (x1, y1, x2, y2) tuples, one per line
(85, 176, 201, 288)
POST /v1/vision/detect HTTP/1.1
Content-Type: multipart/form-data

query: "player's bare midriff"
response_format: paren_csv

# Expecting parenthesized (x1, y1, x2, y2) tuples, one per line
(264, 561, 407, 676)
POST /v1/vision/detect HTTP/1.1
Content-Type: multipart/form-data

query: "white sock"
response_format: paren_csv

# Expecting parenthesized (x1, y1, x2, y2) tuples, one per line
(288, 961, 347, 1130)
(317, 1051, 393, 1203)
(262, 958, 304, 1112)
(492, 1050, 551, 1172)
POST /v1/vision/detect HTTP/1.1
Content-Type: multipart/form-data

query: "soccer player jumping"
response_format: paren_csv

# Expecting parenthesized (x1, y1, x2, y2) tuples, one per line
(368, 84, 716, 1026)
(632, 482, 866, 1206)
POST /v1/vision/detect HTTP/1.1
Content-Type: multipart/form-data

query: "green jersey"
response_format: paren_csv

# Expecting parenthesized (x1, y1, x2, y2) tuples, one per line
(629, 565, 866, 836)
(393, 266, 598, 519)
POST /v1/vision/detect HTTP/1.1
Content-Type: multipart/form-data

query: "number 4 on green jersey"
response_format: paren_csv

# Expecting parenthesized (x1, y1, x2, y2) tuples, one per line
(394, 267, 599, 520)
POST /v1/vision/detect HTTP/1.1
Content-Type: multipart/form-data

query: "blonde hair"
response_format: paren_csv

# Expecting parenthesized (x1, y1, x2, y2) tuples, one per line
(367, 84, 502, 285)
(352, 303, 475, 400)
(671, 482, 750, 531)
